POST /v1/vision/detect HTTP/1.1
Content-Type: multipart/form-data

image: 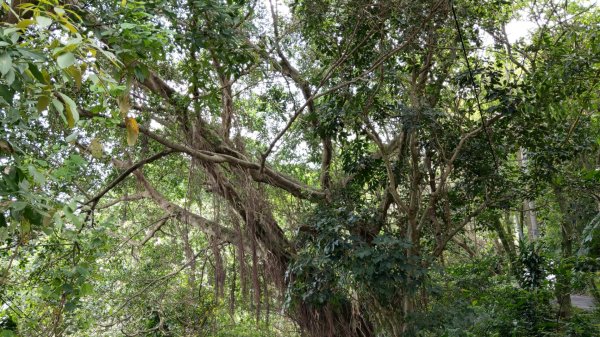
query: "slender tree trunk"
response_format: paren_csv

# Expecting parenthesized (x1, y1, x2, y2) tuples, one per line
(516, 211, 524, 242)
(526, 200, 539, 241)
(553, 183, 573, 319)
(494, 214, 515, 261)
(518, 148, 539, 242)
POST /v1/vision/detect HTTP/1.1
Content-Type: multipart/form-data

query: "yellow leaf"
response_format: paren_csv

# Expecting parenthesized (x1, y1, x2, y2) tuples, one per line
(63, 22, 78, 33)
(89, 138, 103, 159)
(42, 70, 51, 84)
(20, 218, 31, 244)
(66, 65, 82, 89)
(117, 94, 130, 118)
(125, 117, 139, 147)
(36, 95, 50, 112)
(121, 0, 127, 6)
(16, 19, 35, 30)
(58, 92, 79, 128)
(65, 106, 75, 128)
(54, 7, 66, 16)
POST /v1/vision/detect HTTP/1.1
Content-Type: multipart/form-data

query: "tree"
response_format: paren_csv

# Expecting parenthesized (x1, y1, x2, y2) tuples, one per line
(1, 0, 598, 336)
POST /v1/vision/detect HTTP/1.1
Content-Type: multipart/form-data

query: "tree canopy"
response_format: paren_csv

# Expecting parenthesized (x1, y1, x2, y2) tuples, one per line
(0, 0, 599, 336)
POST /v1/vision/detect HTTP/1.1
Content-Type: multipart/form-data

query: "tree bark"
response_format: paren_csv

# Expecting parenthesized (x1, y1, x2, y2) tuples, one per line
(494, 213, 516, 261)
(517, 148, 539, 242)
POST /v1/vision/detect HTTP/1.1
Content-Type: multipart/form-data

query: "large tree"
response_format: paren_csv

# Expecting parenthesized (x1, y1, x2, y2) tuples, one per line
(1, 0, 598, 336)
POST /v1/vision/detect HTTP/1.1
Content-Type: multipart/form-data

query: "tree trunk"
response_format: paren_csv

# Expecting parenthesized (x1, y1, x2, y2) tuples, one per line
(515, 212, 524, 242)
(494, 213, 516, 262)
(524, 200, 539, 242)
(293, 302, 375, 337)
(553, 183, 573, 319)
(517, 148, 539, 242)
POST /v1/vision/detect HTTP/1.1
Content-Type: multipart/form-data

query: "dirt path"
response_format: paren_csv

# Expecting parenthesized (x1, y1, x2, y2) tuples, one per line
(570, 295, 596, 311)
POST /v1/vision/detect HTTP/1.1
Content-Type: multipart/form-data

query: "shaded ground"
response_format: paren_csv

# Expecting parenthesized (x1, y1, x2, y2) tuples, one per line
(571, 295, 596, 311)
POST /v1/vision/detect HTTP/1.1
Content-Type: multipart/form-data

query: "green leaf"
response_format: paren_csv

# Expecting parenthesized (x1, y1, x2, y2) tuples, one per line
(0, 227, 7, 242)
(16, 19, 35, 30)
(0, 53, 12, 75)
(28, 63, 46, 83)
(54, 7, 66, 16)
(36, 16, 53, 28)
(28, 165, 45, 185)
(11, 201, 28, 211)
(133, 64, 149, 82)
(2, 28, 20, 35)
(80, 282, 93, 296)
(9, 33, 19, 44)
(4, 68, 15, 85)
(17, 48, 46, 61)
(57, 52, 75, 69)
(65, 65, 82, 89)
(52, 98, 64, 114)
(1, 329, 17, 337)
(97, 48, 121, 67)
(65, 131, 79, 143)
(58, 92, 79, 128)
(0, 84, 14, 104)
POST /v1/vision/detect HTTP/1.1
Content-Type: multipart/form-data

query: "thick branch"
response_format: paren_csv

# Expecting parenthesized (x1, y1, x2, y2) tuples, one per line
(433, 200, 489, 257)
(139, 215, 172, 246)
(134, 126, 325, 201)
(132, 170, 238, 243)
(85, 150, 177, 206)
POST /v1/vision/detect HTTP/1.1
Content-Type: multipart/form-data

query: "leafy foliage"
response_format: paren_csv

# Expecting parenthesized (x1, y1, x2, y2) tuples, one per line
(1, 0, 599, 336)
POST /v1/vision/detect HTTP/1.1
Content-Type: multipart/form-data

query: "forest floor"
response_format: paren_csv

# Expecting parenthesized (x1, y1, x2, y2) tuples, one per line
(570, 295, 597, 311)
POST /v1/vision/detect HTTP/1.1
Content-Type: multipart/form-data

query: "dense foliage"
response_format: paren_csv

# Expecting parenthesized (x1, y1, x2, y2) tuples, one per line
(0, 0, 599, 336)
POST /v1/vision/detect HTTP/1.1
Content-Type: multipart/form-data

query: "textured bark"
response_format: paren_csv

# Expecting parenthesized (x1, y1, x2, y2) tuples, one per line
(494, 213, 516, 261)
(517, 148, 539, 242)
(293, 303, 375, 337)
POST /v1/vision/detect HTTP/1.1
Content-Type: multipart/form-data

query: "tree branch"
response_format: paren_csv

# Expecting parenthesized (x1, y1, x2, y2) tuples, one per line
(134, 125, 326, 201)
(96, 192, 149, 209)
(84, 149, 177, 207)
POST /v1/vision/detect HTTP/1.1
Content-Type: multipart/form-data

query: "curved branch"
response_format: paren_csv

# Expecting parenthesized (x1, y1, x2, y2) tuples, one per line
(132, 169, 238, 243)
(134, 126, 326, 201)
(139, 215, 172, 246)
(96, 192, 149, 209)
(85, 149, 177, 206)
